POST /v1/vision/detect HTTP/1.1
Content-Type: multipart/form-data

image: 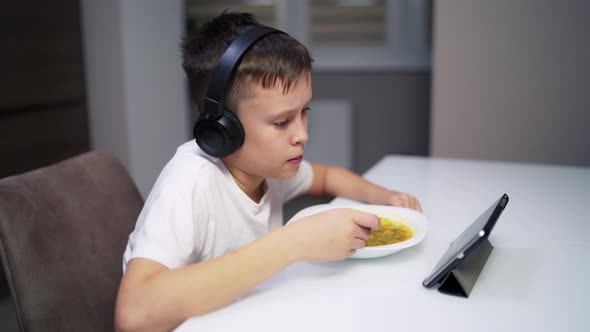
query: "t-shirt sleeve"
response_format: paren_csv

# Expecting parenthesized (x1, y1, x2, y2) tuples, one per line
(125, 184, 198, 270)
(280, 159, 314, 203)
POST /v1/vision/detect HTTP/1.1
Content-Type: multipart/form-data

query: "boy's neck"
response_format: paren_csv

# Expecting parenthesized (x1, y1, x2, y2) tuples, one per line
(223, 161, 266, 203)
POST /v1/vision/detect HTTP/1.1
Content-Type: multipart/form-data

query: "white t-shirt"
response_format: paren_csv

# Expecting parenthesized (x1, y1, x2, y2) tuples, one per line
(122, 140, 313, 271)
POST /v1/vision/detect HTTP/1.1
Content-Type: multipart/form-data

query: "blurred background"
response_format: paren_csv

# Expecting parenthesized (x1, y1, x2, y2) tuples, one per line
(0, 0, 589, 328)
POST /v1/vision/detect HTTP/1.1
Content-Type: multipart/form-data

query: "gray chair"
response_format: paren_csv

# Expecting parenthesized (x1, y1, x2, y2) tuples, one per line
(0, 151, 143, 331)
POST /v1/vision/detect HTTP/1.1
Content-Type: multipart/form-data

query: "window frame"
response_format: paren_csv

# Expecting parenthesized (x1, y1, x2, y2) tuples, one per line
(275, 0, 431, 71)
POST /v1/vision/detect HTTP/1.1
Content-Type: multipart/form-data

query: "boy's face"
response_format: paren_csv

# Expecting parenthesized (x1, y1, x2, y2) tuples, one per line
(224, 72, 312, 181)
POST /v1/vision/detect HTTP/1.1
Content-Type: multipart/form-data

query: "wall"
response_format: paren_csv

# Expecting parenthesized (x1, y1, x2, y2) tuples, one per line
(313, 71, 431, 173)
(81, 0, 190, 197)
(0, 0, 89, 179)
(431, 0, 590, 166)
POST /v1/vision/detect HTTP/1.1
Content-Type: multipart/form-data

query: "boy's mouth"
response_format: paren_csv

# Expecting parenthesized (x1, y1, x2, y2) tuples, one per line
(287, 155, 303, 164)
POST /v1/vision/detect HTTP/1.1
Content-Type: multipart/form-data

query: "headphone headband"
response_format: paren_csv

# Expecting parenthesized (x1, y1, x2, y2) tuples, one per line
(204, 26, 284, 118)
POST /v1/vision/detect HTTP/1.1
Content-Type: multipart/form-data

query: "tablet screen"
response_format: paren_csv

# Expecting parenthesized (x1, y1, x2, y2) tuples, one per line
(423, 194, 508, 287)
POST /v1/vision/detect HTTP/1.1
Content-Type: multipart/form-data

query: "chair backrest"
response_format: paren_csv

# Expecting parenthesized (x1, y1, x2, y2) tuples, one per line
(0, 151, 144, 332)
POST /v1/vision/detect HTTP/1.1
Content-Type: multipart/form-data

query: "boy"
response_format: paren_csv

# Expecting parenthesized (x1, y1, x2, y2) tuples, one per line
(115, 12, 422, 332)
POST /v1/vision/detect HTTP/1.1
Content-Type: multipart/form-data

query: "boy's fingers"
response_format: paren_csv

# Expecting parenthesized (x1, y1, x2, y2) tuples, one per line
(351, 211, 380, 230)
(411, 197, 423, 212)
(353, 226, 372, 240)
(402, 195, 411, 209)
(352, 238, 367, 250)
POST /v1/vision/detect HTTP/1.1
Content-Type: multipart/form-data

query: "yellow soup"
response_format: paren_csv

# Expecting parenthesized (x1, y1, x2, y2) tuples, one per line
(365, 217, 413, 247)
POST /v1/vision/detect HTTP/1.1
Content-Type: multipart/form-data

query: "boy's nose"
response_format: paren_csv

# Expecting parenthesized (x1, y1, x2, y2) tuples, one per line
(291, 118, 309, 146)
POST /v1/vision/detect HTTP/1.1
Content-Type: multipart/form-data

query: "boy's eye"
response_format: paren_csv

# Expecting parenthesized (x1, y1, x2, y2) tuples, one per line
(273, 108, 309, 128)
(274, 119, 290, 128)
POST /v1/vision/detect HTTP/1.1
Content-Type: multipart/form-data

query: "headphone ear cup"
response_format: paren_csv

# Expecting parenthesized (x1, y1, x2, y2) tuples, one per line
(193, 109, 244, 158)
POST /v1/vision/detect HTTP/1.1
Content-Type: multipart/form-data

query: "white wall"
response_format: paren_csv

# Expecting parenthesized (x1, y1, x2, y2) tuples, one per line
(81, 0, 190, 197)
(431, 0, 590, 166)
(80, 0, 129, 165)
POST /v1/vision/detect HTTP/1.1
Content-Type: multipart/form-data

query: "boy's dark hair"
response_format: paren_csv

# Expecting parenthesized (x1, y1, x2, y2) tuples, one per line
(181, 12, 313, 115)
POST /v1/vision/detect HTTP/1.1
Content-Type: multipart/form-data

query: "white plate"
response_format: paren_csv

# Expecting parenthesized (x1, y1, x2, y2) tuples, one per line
(286, 204, 428, 259)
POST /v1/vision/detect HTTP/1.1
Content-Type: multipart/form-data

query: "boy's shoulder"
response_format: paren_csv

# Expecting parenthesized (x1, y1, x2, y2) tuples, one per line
(151, 140, 223, 195)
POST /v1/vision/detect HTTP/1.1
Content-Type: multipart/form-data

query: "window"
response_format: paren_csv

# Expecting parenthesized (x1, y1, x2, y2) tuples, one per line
(308, 0, 388, 47)
(186, 0, 277, 32)
(186, 0, 431, 71)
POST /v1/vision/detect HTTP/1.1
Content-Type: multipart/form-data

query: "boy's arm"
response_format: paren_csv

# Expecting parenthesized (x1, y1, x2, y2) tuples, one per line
(308, 162, 422, 212)
(115, 229, 293, 332)
(115, 208, 379, 332)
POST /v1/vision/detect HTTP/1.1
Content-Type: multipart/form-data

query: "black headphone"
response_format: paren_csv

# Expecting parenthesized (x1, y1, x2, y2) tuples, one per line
(193, 26, 285, 158)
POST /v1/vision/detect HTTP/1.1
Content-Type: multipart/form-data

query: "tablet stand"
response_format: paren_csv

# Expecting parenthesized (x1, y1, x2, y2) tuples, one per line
(438, 239, 493, 298)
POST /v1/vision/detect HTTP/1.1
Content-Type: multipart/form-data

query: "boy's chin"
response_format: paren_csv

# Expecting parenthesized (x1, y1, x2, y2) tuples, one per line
(267, 168, 299, 180)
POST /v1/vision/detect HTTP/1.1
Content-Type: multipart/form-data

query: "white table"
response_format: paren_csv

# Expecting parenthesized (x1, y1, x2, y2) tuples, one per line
(176, 156, 590, 332)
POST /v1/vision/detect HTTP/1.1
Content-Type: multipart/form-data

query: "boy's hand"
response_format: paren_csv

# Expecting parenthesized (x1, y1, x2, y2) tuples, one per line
(381, 190, 423, 212)
(283, 208, 380, 262)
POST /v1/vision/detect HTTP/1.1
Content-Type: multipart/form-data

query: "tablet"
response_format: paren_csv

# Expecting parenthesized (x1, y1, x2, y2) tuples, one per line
(422, 193, 509, 288)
